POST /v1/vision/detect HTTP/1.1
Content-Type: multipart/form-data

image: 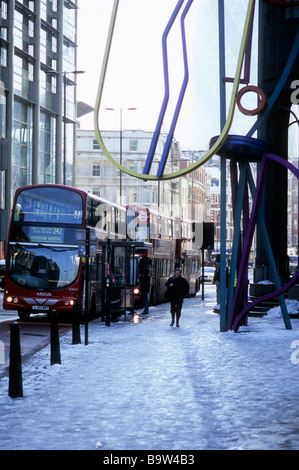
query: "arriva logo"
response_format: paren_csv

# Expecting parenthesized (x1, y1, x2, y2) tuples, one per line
(290, 80, 299, 105)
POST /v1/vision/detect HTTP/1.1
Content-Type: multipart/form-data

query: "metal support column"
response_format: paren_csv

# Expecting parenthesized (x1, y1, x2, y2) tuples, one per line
(218, 0, 227, 331)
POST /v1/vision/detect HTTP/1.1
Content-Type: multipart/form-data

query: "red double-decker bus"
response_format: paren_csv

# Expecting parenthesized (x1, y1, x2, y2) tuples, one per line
(3, 184, 129, 321)
(125, 206, 202, 306)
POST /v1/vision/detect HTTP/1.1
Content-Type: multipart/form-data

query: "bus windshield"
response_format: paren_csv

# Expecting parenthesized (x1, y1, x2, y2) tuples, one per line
(7, 186, 83, 289)
(8, 243, 80, 289)
(13, 186, 83, 224)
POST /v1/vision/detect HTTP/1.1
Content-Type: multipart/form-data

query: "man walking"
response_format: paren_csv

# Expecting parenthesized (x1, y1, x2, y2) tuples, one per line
(165, 268, 189, 327)
(139, 269, 150, 314)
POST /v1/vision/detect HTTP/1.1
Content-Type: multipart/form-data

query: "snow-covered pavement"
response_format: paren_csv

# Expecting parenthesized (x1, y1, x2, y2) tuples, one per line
(1, 284, 299, 450)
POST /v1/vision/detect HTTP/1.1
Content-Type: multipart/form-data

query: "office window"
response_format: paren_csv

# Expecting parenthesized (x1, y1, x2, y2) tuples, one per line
(93, 188, 101, 196)
(129, 163, 138, 173)
(130, 140, 138, 151)
(129, 188, 137, 203)
(93, 165, 101, 177)
(144, 188, 152, 204)
(93, 139, 101, 150)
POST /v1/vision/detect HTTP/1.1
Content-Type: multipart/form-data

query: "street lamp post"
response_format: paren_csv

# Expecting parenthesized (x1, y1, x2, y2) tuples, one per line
(46, 69, 85, 185)
(106, 107, 137, 204)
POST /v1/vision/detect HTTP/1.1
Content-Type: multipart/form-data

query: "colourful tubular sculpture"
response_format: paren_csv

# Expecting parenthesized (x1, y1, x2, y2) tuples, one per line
(94, 0, 256, 181)
(156, 0, 194, 179)
(143, 0, 185, 176)
(228, 153, 299, 332)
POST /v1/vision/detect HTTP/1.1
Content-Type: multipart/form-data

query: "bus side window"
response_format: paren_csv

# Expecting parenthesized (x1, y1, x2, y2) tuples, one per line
(87, 198, 93, 226)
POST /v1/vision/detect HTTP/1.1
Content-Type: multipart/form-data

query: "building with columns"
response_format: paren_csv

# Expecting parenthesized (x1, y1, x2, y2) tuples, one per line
(76, 128, 210, 223)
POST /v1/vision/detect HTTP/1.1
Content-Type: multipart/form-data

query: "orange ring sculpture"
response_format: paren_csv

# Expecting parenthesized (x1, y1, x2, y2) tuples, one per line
(237, 85, 266, 116)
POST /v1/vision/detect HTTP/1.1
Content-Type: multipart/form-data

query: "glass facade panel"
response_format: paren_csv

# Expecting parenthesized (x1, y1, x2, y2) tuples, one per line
(63, 38, 75, 72)
(0, 44, 7, 70)
(1, 1, 7, 19)
(0, 81, 6, 138)
(14, 54, 30, 99)
(65, 123, 74, 186)
(65, 76, 76, 120)
(14, 10, 23, 49)
(13, 100, 33, 189)
(39, 112, 56, 184)
(63, 0, 76, 43)
(40, 70, 56, 108)
(40, 1, 46, 21)
(40, 27, 47, 65)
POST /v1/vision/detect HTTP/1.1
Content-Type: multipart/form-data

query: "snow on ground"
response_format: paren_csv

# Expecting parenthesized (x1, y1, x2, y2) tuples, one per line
(1, 285, 299, 451)
(267, 298, 299, 318)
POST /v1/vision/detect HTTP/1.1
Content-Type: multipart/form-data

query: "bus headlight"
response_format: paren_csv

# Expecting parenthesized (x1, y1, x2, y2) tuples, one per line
(133, 288, 140, 295)
(7, 296, 18, 303)
(64, 299, 75, 306)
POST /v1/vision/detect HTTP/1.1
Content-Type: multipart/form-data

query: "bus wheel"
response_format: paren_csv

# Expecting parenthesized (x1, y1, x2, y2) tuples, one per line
(18, 311, 30, 321)
(190, 282, 197, 297)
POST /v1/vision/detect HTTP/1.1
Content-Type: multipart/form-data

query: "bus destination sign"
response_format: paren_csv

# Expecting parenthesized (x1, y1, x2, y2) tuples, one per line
(28, 226, 65, 244)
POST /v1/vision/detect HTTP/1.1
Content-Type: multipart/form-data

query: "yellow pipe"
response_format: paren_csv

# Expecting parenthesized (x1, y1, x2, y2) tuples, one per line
(94, 0, 256, 181)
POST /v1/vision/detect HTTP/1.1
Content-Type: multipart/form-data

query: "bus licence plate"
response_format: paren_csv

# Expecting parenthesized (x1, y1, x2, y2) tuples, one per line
(32, 306, 49, 311)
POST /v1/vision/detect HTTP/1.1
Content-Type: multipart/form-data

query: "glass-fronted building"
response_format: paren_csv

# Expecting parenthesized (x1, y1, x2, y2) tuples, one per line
(0, 0, 79, 257)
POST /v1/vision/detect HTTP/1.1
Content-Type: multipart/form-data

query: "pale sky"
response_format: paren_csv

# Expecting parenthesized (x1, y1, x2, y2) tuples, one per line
(76, 1, 259, 150)
(76, 0, 216, 150)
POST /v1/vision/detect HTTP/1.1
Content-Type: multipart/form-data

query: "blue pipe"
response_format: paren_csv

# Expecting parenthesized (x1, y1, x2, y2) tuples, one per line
(143, 0, 185, 175)
(157, 0, 194, 179)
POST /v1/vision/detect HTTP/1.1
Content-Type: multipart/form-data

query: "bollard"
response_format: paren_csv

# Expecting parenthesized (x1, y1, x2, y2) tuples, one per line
(85, 309, 89, 346)
(9, 322, 23, 398)
(105, 277, 111, 327)
(72, 299, 81, 345)
(50, 310, 61, 365)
